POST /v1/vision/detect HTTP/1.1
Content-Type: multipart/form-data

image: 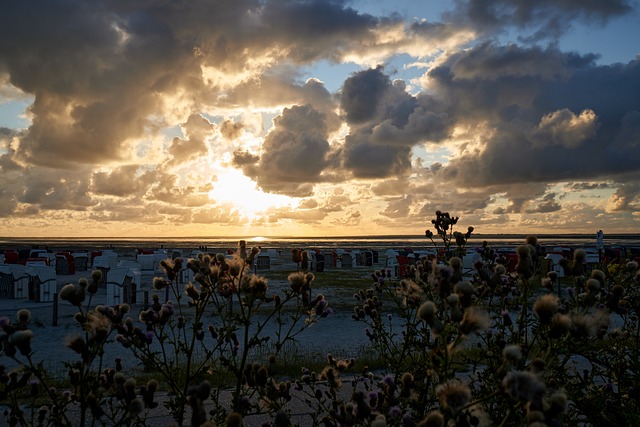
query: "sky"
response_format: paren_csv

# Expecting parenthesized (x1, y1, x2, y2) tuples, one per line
(0, 0, 639, 238)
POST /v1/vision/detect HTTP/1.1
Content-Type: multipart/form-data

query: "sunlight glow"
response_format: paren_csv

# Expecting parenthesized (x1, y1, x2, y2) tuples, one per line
(208, 169, 296, 219)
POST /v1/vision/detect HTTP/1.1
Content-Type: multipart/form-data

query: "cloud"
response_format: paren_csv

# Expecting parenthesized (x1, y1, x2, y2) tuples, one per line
(443, 0, 632, 41)
(338, 67, 454, 178)
(427, 43, 640, 188)
(0, 0, 638, 235)
(530, 109, 598, 149)
(524, 192, 562, 213)
(607, 180, 640, 211)
(240, 104, 333, 196)
(91, 165, 146, 197)
(166, 114, 213, 166)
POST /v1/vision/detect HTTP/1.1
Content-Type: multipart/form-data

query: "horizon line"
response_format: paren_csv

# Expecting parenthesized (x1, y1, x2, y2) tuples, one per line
(2, 232, 638, 240)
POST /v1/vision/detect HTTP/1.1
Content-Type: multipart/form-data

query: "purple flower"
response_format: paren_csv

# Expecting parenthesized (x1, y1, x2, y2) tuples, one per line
(320, 307, 334, 318)
(382, 374, 395, 387)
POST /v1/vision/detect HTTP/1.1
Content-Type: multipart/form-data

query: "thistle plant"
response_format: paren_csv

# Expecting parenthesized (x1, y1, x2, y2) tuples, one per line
(0, 240, 333, 427)
(424, 210, 474, 261)
(0, 271, 158, 427)
(336, 213, 640, 426)
(114, 240, 332, 426)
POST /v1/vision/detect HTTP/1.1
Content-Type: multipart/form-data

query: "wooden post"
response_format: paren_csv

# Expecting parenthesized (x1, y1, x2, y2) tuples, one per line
(143, 290, 149, 310)
(52, 293, 58, 326)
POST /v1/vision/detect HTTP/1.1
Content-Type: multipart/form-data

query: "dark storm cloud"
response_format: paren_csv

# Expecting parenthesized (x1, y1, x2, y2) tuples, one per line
(258, 0, 381, 63)
(567, 182, 615, 191)
(241, 104, 332, 196)
(429, 43, 640, 188)
(341, 67, 391, 124)
(338, 67, 454, 178)
(444, 0, 632, 41)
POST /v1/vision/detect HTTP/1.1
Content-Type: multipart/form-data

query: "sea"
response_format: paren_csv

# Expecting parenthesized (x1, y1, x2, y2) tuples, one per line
(2, 233, 640, 254)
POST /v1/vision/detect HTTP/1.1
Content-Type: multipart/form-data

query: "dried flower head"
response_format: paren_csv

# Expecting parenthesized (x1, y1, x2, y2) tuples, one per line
(418, 412, 444, 427)
(436, 379, 471, 412)
(449, 257, 462, 270)
(502, 371, 545, 404)
(459, 307, 490, 336)
(16, 309, 31, 324)
(586, 278, 600, 292)
(573, 249, 586, 263)
(417, 301, 437, 326)
(153, 277, 167, 291)
(571, 310, 610, 338)
(503, 344, 522, 363)
(9, 329, 34, 356)
(590, 269, 606, 284)
(549, 313, 572, 338)
(454, 281, 475, 307)
(533, 294, 559, 324)
(59, 283, 85, 306)
(516, 245, 533, 278)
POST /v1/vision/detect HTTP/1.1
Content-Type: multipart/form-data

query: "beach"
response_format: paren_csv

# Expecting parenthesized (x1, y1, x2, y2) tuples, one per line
(0, 248, 381, 426)
(1, 236, 638, 425)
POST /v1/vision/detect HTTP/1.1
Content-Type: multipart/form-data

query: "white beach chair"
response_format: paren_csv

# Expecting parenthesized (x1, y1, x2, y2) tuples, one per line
(106, 266, 138, 306)
(462, 252, 483, 274)
(545, 253, 566, 278)
(0, 264, 29, 299)
(267, 248, 278, 261)
(26, 265, 57, 302)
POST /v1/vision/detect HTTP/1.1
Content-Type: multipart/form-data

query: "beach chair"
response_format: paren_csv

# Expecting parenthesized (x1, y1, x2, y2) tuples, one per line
(341, 253, 353, 269)
(255, 254, 271, 271)
(26, 265, 57, 302)
(0, 264, 28, 299)
(385, 251, 399, 269)
(72, 252, 89, 271)
(55, 253, 76, 275)
(322, 251, 335, 269)
(106, 267, 138, 305)
(462, 252, 483, 275)
(364, 251, 373, 266)
(395, 255, 410, 279)
(136, 254, 156, 272)
(179, 260, 194, 284)
(315, 253, 325, 272)
(93, 255, 119, 286)
(545, 253, 565, 278)
(267, 249, 278, 261)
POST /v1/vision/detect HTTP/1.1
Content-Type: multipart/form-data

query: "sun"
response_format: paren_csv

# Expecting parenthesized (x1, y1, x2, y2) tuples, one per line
(208, 169, 295, 219)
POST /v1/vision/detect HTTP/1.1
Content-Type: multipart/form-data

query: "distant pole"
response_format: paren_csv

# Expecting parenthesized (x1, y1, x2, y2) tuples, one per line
(52, 293, 58, 326)
(596, 230, 604, 263)
(144, 290, 149, 310)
